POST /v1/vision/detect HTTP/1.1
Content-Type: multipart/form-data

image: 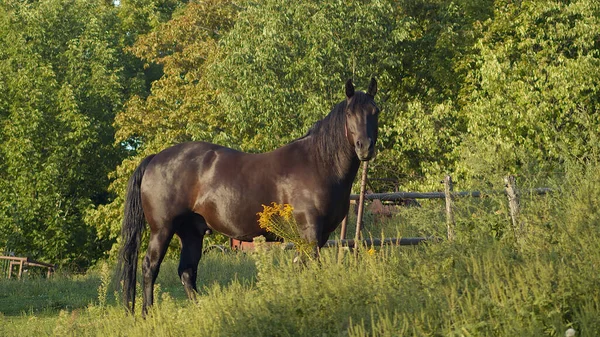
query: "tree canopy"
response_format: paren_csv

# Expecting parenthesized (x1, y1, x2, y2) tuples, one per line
(0, 0, 181, 268)
(1, 0, 598, 267)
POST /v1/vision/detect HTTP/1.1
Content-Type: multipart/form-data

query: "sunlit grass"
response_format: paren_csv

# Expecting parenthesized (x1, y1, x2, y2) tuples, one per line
(2, 165, 600, 336)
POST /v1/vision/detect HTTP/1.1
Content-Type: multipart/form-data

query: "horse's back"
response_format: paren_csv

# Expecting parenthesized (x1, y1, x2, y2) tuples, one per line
(140, 141, 277, 238)
(139, 139, 348, 240)
(140, 142, 231, 225)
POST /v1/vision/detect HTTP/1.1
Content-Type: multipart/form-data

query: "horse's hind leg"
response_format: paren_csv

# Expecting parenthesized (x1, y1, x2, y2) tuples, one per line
(142, 226, 174, 317)
(176, 214, 206, 301)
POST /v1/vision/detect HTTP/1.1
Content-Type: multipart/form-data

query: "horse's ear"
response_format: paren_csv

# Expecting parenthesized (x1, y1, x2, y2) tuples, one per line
(367, 78, 377, 97)
(345, 79, 355, 99)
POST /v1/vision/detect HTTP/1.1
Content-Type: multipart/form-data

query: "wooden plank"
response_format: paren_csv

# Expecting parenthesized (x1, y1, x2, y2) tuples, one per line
(444, 175, 455, 241)
(228, 237, 431, 251)
(24, 258, 55, 269)
(505, 175, 522, 239)
(0, 256, 55, 279)
(0, 256, 27, 262)
(354, 162, 369, 244)
(17, 260, 23, 279)
(8, 261, 15, 279)
(350, 191, 447, 200)
(323, 237, 431, 248)
(0, 256, 55, 268)
(349, 188, 553, 201)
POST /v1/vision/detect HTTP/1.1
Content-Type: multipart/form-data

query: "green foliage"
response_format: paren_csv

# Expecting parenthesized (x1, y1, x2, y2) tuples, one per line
(87, 0, 238, 248)
(2, 0, 600, 272)
(0, 0, 193, 267)
(210, 0, 406, 152)
(206, 0, 489, 191)
(373, 0, 494, 190)
(0, 0, 129, 267)
(96, 0, 600, 257)
(455, 0, 600, 184)
(118, 0, 187, 41)
(3, 164, 600, 336)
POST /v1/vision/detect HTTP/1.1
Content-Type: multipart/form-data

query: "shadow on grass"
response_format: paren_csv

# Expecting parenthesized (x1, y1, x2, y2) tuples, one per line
(0, 251, 257, 317)
(154, 250, 257, 300)
(0, 273, 101, 317)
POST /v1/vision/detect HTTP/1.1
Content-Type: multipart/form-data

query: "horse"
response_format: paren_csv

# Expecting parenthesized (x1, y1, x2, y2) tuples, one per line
(119, 78, 379, 315)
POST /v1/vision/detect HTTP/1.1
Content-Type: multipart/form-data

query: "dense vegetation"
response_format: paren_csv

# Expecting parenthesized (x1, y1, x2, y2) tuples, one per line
(1, 164, 600, 335)
(0, 0, 599, 316)
(4, 0, 599, 334)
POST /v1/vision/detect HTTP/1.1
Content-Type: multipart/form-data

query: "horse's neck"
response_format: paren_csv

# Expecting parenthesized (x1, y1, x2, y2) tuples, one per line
(313, 136, 360, 185)
(338, 155, 361, 187)
(296, 106, 359, 184)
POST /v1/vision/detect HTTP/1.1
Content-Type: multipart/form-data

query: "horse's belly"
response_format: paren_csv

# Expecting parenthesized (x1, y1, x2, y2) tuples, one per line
(195, 199, 266, 241)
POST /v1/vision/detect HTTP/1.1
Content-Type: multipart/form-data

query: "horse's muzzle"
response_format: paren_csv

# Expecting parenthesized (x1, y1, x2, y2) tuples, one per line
(357, 151, 375, 161)
(356, 138, 375, 161)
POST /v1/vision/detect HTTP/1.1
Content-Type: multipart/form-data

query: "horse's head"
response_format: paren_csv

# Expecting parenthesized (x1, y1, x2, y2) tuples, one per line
(344, 78, 379, 161)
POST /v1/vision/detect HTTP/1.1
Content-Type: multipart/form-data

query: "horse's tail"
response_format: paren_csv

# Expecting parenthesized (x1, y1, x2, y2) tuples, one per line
(118, 154, 155, 314)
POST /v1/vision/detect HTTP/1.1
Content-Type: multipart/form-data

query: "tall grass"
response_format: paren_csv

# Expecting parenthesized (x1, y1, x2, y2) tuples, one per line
(2, 164, 600, 336)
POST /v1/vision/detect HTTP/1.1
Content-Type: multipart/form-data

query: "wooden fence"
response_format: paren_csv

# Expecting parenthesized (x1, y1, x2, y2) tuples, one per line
(340, 167, 553, 244)
(223, 164, 552, 252)
(0, 256, 55, 279)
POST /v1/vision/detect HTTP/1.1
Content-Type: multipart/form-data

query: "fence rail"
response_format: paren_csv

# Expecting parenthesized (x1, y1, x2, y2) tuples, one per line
(341, 168, 553, 244)
(225, 237, 432, 252)
(218, 171, 553, 253)
(322, 237, 433, 248)
(0, 256, 55, 279)
(349, 187, 553, 201)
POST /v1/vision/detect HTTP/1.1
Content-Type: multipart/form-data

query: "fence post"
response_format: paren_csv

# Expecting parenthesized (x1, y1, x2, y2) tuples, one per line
(504, 175, 522, 239)
(17, 259, 24, 279)
(339, 214, 348, 241)
(354, 161, 369, 253)
(443, 175, 455, 241)
(338, 212, 349, 263)
(8, 261, 13, 279)
(0, 248, 6, 278)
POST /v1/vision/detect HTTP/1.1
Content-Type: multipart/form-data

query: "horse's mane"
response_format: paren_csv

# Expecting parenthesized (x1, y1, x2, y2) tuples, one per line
(294, 92, 372, 179)
(301, 100, 347, 152)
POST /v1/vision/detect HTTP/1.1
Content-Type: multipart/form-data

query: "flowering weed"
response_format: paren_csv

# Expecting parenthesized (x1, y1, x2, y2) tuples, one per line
(257, 202, 316, 260)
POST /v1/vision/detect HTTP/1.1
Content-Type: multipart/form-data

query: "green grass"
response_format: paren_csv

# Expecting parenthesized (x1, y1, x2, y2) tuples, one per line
(2, 165, 600, 336)
(0, 272, 101, 317)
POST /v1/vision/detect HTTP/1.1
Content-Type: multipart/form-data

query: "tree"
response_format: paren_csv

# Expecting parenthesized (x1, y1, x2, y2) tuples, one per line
(95, 0, 496, 249)
(88, 0, 239, 247)
(210, 0, 405, 153)
(91, 0, 600, 257)
(0, 0, 127, 268)
(454, 0, 600, 185)
(208, 0, 494, 190)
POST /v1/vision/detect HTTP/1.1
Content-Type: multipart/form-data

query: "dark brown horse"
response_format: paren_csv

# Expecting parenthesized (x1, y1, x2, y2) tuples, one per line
(119, 78, 379, 315)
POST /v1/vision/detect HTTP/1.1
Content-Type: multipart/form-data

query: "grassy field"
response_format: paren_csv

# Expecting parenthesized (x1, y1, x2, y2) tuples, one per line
(2, 167, 600, 336)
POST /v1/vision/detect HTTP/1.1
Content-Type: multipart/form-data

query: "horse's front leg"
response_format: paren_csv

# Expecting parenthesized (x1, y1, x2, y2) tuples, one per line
(295, 215, 323, 263)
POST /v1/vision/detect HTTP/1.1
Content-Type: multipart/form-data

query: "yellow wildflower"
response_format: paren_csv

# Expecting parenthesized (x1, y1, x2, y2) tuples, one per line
(281, 203, 294, 221)
(256, 202, 314, 260)
(258, 202, 295, 230)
